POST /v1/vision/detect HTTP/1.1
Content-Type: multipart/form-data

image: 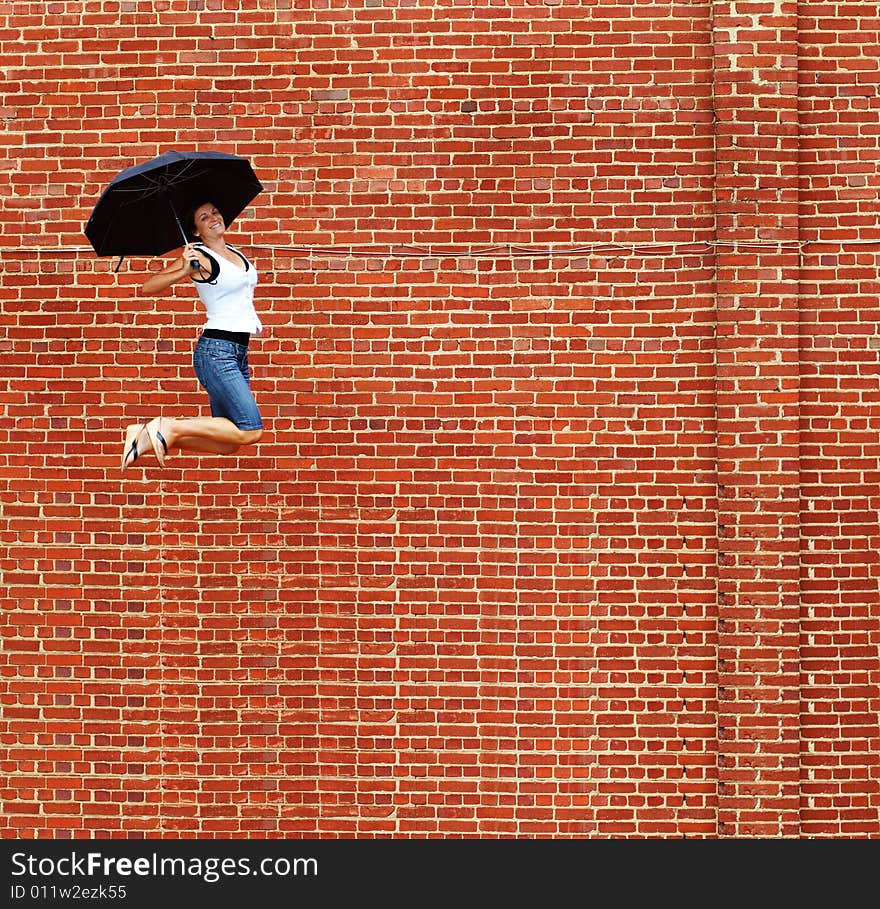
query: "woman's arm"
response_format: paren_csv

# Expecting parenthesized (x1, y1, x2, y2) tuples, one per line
(140, 245, 205, 295)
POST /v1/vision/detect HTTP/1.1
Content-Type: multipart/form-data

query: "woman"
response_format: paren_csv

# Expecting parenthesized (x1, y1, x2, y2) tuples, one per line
(121, 201, 264, 470)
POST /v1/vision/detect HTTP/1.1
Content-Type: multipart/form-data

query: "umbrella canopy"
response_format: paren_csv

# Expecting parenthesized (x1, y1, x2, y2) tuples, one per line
(84, 149, 263, 258)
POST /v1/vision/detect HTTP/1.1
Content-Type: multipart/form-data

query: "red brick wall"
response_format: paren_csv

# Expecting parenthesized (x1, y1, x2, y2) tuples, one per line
(0, 1, 876, 838)
(798, 1, 880, 837)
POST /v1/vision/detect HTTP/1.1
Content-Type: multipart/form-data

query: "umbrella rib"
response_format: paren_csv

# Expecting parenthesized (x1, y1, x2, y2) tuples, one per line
(167, 158, 198, 182)
(112, 174, 166, 197)
(165, 159, 207, 186)
(112, 166, 202, 198)
(169, 166, 212, 187)
(112, 183, 161, 193)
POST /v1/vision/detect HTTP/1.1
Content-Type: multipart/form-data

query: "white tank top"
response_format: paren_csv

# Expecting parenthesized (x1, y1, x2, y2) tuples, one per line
(192, 243, 262, 335)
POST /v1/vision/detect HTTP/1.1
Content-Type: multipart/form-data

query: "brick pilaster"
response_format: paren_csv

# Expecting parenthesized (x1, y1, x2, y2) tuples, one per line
(712, 1, 801, 836)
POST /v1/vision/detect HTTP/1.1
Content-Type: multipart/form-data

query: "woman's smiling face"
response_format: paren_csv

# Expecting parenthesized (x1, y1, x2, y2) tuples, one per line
(192, 203, 225, 240)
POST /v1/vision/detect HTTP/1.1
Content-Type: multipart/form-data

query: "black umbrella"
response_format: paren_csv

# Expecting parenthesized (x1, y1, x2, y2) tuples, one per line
(84, 149, 263, 265)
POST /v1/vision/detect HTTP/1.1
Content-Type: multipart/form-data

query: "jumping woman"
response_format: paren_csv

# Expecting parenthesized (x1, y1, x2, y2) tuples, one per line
(121, 201, 264, 470)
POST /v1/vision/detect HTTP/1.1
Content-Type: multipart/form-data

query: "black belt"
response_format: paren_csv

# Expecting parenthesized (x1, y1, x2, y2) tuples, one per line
(202, 328, 250, 347)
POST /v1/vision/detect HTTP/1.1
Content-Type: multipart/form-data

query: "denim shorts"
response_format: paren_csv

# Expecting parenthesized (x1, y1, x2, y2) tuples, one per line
(192, 335, 263, 431)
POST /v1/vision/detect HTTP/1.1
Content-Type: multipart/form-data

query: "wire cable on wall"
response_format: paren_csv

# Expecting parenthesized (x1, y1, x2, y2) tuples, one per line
(4, 236, 873, 261)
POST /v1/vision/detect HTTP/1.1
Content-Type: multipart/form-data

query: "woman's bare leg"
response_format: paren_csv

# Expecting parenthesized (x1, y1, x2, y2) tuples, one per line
(146, 416, 262, 465)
